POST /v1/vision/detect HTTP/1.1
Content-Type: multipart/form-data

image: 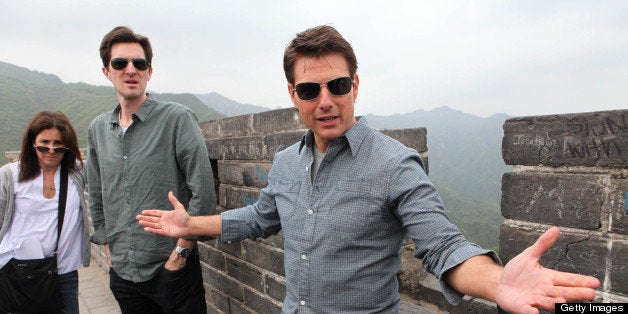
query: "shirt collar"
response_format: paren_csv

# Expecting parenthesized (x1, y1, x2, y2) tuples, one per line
(298, 116, 370, 157)
(109, 94, 157, 125)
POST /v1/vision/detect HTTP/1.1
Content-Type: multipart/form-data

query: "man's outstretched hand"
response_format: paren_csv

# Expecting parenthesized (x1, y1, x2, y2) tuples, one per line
(137, 191, 191, 238)
(495, 227, 601, 313)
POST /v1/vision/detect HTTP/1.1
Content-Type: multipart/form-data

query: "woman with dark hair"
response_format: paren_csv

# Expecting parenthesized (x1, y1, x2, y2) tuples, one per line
(0, 111, 90, 313)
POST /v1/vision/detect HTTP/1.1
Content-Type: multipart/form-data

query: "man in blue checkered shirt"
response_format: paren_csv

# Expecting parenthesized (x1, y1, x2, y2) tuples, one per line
(138, 25, 600, 313)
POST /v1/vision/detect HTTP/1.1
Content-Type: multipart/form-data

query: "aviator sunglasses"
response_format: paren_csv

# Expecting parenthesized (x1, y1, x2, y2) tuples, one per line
(110, 58, 151, 71)
(293, 77, 354, 101)
(34, 145, 68, 154)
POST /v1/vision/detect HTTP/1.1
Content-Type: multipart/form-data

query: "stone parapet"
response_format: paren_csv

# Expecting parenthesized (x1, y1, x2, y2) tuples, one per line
(500, 109, 627, 303)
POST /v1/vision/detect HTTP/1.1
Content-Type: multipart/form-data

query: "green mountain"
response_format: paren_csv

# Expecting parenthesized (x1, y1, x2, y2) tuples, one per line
(0, 61, 224, 164)
(195, 92, 276, 117)
(1, 60, 507, 250)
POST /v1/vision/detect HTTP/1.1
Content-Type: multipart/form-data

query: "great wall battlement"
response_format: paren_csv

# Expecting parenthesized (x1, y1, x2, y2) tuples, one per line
(5, 108, 626, 313)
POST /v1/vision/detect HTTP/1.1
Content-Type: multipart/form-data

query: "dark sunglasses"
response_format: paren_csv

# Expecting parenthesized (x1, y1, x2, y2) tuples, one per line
(34, 145, 68, 154)
(293, 77, 354, 101)
(110, 58, 151, 71)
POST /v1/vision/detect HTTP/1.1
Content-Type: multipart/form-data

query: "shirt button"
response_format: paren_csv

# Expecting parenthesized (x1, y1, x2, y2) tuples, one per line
(300, 301, 306, 306)
(305, 166, 309, 171)
(301, 254, 307, 260)
(122, 155, 127, 159)
(307, 209, 313, 215)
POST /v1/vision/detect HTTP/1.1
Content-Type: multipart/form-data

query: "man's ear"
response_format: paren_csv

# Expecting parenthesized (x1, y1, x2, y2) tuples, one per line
(102, 67, 112, 82)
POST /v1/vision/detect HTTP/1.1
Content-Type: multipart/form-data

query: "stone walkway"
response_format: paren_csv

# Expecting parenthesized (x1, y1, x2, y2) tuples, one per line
(77, 261, 121, 314)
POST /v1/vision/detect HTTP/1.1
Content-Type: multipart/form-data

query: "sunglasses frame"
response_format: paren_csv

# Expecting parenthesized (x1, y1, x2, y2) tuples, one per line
(293, 76, 354, 101)
(34, 145, 68, 154)
(110, 58, 151, 71)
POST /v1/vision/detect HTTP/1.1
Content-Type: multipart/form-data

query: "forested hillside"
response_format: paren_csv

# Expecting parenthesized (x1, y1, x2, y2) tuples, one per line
(1, 60, 508, 250)
(0, 61, 223, 164)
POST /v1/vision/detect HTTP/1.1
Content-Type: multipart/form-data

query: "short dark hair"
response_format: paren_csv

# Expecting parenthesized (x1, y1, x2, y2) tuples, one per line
(283, 25, 358, 85)
(19, 111, 83, 182)
(99, 26, 153, 68)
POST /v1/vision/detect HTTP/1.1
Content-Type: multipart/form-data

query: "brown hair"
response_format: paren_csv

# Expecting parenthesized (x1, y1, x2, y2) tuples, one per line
(99, 26, 153, 68)
(19, 111, 83, 182)
(283, 25, 358, 85)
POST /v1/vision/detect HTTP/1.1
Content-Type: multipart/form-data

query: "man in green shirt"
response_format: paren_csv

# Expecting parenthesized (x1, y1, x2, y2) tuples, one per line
(87, 26, 216, 313)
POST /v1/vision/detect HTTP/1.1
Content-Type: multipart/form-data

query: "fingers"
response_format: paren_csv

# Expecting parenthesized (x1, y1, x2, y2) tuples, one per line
(137, 216, 162, 229)
(139, 209, 164, 217)
(526, 227, 560, 259)
(552, 272, 601, 289)
(168, 191, 183, 209)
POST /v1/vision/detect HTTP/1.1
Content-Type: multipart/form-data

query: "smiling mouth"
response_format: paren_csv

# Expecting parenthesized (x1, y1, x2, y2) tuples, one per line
(318, 116, 338, 122)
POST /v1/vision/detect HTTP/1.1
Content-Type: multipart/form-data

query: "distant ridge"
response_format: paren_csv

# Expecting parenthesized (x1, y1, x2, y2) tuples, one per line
(0, 61, 223, 164)
(0, 60, 507, 250)
(195, 92, 277, 117)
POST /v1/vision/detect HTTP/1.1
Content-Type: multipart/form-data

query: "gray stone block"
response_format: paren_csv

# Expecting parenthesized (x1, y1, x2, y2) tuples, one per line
(499, 225, 606, 282)
(215, 238, 243, 258)
(502, 110, 627, 166)
(221, 184, 261, 209)
(610, 239, 628, 295)
(501, 172, 603, 229)
(202, 263, 245, 302)
(241, 240, 285, 277)
(379, 128, 428, 153)
(242, 285, 283, 314)
(204, 286, 230, 313)
(207, 136, 266, 160)
(218, 161, 272, 188)
(226, 256, 265, 292)
(265, 273, 286, 302)
(199, 242, 226, 271)
(252, 108, 306, 135)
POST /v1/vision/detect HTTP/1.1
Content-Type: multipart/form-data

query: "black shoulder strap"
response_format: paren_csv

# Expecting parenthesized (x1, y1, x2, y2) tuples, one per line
(55, 166, 68, 252)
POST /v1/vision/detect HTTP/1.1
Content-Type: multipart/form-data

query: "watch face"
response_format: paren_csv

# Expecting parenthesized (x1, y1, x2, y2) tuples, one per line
(176, 246, 191, 258)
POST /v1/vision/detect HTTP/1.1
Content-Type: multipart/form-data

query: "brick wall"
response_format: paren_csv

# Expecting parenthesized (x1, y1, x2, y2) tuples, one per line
(500, 109, 627, 303)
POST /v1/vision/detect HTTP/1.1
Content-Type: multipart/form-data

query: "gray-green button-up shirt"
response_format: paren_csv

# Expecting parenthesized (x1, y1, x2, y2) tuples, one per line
(87, 97, 216, 282)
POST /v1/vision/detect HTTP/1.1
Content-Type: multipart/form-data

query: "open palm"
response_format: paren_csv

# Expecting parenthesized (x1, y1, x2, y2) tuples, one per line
(137, 191, 192, 238)
(495, 227, 600, 313)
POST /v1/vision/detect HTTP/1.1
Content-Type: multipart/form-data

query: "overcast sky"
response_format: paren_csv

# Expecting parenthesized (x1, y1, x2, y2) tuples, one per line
(1, 1, 626, 117)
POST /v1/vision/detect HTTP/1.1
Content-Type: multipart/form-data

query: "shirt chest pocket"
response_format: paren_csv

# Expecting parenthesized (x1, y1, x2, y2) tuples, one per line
(274, 181, 301, 222)
(326, 180, 394, 239)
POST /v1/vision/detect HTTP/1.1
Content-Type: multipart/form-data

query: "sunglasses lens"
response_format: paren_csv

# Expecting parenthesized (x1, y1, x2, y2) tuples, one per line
(110, 58, 150, 71)
(132, 59, 150, 71)
(110, 58, 129, 70)
(327, 77, 353, 96)
(295, 83, 321, 101)
(35, 146, 67, 153)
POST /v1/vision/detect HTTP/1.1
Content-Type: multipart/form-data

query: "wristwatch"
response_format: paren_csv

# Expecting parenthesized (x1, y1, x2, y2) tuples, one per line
(174, 246, 192, 258)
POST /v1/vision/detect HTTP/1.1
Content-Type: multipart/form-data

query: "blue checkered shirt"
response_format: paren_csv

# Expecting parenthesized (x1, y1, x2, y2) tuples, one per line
(221, 117, 496, 313)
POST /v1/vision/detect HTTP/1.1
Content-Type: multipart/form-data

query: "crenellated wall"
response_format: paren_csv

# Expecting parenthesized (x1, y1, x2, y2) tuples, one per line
(499, 109, 627, 303)
(6, 108, 625, 313)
